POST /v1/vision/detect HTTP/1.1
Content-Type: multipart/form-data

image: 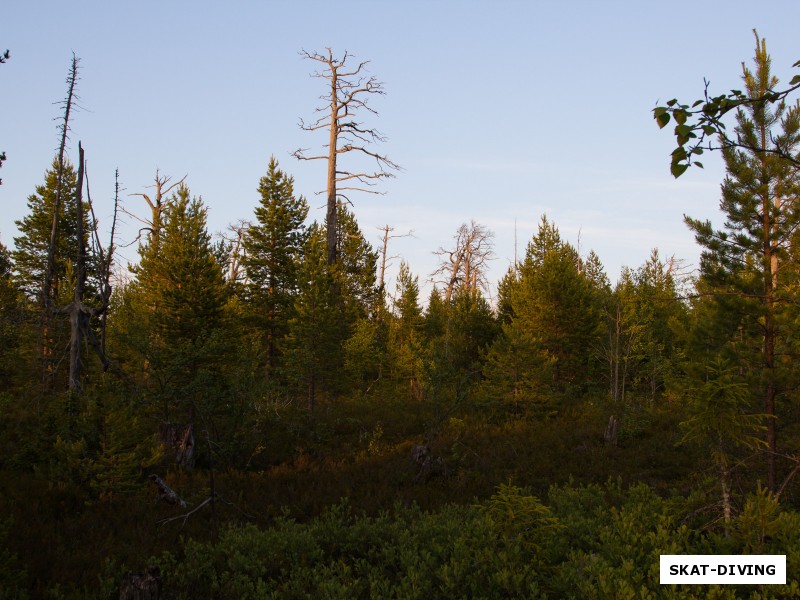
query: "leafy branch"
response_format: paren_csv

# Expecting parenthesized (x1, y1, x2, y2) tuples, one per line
(654, 36, 800, 177)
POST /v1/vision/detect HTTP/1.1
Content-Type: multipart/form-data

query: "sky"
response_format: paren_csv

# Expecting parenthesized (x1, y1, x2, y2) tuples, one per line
(3, 1, 800, 302)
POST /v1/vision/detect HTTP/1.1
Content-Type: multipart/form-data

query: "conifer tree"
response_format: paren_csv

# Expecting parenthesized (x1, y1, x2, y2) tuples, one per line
(12, 159, 81, 302)
(387, 261, 424, 398)
(334, 205, 380, 321)
(607, 250, 685, 404)
(122, 185, 229, 423)
(482, 217, 603, 405)
(242, 157, 308, 376)
(12, 159, 90, 385)
(684, 35, 800, 490)
(422, 286, 498, 408)
(286, 205, 381, 409)
(285, 224, 338, 411)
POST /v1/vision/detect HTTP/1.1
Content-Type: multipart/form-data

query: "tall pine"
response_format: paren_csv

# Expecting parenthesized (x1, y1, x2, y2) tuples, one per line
(684, 34, 800, 490)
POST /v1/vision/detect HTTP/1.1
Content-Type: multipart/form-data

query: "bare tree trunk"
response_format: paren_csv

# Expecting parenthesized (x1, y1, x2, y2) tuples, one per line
(40, 55, 80, 389)
(43, 54, 79, 310)
(100, 170, 121, 355)
(379, 224, 389, 290)
(68, 144, 86, 394)
(126, 171, 186, 251)
(763, 168, 777, 492)
(721, 462, 732, 535)
(294, 49, 400, 268)
(613, 304, 621, 402)
(326, 73, 339, 266)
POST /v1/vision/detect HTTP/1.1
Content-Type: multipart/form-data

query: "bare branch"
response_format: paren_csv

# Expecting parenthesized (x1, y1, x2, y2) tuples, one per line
(431, 221, 496, 301)
(296, 48, 400, 266)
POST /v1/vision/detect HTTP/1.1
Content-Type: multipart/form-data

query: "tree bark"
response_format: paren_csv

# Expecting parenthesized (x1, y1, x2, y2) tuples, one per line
(68, 144, 86, 395)
(326, 72, 339, 266)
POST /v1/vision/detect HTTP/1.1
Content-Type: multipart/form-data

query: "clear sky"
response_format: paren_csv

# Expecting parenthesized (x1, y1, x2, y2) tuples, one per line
(3, 1, 800, 300)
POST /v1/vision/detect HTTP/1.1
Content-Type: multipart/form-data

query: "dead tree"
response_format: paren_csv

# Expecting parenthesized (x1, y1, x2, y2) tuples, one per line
(43, 53, 80, 309)
(40, 60, 121, 395)
(220, 219, 250, 285)
(50, 143, 120, 394)
(125, 171, 186, 250)
(91, 169, 121, 355)
(377, 224, 413, 292)
(67, 143, 88, 393)
(432, 221, 495, 301)
(39, 54, 80, 385)
(157, 422, 195, 470)
(0, 49, 9, 185)
(293, 48, 400, 266)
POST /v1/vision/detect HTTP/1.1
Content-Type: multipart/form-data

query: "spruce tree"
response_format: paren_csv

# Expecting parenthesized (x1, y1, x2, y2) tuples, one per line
(422, 286, 498, 408)
(12, 158, 90, 386)
(335, 205, 380, 321)
(285, 224, 338, 411)
(122, 185, 230, 423)
(286, 205, 380, 409)
(387, 261, 424, 398)
(482, 217, 603, 406)
(242, 157, 308, 376)
(12, 158, 81, 302)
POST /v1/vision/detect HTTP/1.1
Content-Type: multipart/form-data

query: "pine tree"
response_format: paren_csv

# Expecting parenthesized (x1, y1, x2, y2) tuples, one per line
(242, 157, 308, 376)
(387, 261, 424, 398)
(12, 158, 91, 386)
(12, 158, 82, 302)
(286, 205, 381, 409)
(285, 224, 338, 411)
(606, 250, 685, 404)
(684, 34, 800, 490)
(334, 205, 380, 321)
(120, 185, 230, 423)
(482, 217, 603, 406)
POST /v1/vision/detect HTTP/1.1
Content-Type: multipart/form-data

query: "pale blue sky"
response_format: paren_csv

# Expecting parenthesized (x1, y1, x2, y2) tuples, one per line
(3, 1, 800, 299)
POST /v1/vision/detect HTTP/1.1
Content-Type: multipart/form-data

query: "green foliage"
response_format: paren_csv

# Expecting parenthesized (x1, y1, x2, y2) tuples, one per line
(242, 157, 308, 377)
(344, 315, 387, 392)
(386, 262, 424, 399)
(481, 482, 563, 552)
(10, 37, 800, 599)
(678, 34, 800, 492)
(422, 289, 498, 411)
(284, 224, 340, 408)
(115, 185, 232, 424)
(607, 249, 687, 404)
(12, 158, 82, 301)
(481, 216, 604, 408)
(144, 479, 800, 598)
(285, 205, 381, 406)
(0, 243, 25, 390)
(679, 359, 766, 460)
(733, 485, 782, 554)
(655, 31, 800, 178)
